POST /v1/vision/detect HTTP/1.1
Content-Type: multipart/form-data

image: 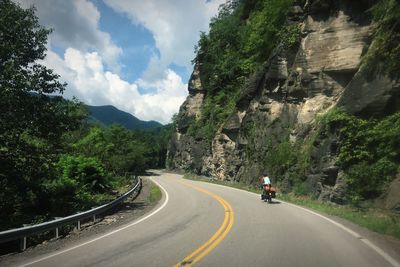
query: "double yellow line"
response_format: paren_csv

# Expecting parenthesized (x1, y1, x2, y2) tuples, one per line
(174, 181, 234, 267)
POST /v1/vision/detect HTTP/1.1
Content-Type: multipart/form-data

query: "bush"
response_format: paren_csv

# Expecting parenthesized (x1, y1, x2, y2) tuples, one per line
(362, 0, 400, 78)
(56, 155, 110, 193)
(41, 155, 111, 215)
(320, 109, 400, 201)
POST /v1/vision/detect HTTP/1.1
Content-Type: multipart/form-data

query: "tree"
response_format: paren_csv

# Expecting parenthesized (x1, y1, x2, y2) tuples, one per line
(0, 0, 85, 229)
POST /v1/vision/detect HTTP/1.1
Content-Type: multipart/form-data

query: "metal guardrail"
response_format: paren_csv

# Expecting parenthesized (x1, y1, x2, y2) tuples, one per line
(0, 177, 142, 250)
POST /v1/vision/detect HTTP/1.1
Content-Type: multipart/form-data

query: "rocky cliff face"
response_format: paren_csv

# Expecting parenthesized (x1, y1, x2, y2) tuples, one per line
(167, 0, 400, 204)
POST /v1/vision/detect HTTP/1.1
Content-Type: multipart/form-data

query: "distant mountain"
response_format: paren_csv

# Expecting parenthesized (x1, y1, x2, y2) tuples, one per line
(86, 105, 162, 130)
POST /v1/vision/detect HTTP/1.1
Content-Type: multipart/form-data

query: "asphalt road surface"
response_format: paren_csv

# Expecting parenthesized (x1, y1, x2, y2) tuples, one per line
(4, 172, 400, 267)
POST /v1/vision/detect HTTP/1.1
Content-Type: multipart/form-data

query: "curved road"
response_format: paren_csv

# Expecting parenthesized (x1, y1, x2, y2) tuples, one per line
(5, 172, 400, 267)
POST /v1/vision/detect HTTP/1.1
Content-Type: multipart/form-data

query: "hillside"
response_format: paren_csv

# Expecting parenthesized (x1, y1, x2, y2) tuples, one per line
(167, 0, 400, 210)
(86, 105, 162, 130)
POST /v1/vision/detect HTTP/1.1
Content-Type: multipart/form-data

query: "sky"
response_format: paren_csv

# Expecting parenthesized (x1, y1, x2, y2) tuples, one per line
(16, 0, 225, 124)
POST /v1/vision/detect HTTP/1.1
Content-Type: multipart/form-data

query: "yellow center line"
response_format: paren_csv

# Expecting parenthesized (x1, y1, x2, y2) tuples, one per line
(173, 181, 234, 267)
(190, 199, 234, 266)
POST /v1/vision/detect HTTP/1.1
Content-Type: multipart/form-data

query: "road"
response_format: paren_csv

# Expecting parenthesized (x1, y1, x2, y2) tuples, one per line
(4, 172, 400, 267)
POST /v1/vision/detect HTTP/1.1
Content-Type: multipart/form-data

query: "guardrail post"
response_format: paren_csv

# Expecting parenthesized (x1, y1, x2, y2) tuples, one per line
(77, 220, 81, 230)
(19, 224, 29, 251)
(93, 214, 96, 222)
(54, 217, 62, 239)
(20, 236, 27, 251)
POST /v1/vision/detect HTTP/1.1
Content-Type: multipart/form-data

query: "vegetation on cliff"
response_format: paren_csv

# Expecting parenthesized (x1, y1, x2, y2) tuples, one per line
(363, 0, 400, 78)
(176, 0, 400, 206)
(190, 0, 400, 140)
(320, 109, 400, 203)
(187, 0, 295, 141)
(251, 107, 400, 204)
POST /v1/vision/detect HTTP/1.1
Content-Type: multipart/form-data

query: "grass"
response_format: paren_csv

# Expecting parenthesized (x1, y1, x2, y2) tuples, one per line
(148, 183, 162, 204)
(279, 194, 400, 239)
(184, 173, 400, 240)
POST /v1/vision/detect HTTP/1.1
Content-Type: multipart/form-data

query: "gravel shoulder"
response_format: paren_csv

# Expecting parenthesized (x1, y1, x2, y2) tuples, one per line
(0, 176, 161, 265)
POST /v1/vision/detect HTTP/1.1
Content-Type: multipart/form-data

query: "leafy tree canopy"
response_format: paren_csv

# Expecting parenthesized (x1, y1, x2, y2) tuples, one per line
(0, 0, 85, 229)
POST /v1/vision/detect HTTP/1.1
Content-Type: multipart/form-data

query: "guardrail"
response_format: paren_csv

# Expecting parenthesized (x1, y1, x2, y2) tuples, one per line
(0, 177, 142, 251)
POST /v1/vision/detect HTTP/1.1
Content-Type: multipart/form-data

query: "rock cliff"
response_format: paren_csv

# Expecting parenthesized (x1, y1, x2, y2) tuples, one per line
(167, 0, 400, 205)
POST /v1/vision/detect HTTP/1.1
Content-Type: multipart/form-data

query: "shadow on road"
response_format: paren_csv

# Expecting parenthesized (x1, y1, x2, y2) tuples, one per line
(121, 201, 146, 211)
(269, 201, 281, 204)
(141, 170, 161, 176)
(261, 201, 281, 204)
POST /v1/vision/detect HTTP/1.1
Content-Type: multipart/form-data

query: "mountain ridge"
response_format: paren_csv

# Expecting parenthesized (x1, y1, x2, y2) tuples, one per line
(86, 104, 162, 130)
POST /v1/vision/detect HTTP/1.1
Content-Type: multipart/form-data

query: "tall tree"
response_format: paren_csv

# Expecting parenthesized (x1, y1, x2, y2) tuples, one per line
(0, 0, 84, 229)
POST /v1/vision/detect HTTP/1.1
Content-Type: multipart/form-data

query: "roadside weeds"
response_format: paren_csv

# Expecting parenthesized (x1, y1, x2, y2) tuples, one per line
(148, 183, 162, 205)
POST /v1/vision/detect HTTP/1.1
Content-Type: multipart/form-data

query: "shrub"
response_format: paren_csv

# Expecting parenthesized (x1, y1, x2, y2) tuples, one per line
(320, 109, 400, 201)
(41, 155, 111, 215)
(56, 155, 110, 193)
(362, 0, 400, 78)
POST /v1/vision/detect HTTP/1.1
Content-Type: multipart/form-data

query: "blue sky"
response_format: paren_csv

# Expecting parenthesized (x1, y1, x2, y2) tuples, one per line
(17, 0, 225, 124)
(93, 0, 172, 84)
(93, 0, 191, 89)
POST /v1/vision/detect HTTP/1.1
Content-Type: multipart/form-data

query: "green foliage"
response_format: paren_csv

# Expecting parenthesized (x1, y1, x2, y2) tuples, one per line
(292, 182, 310, 196)
(320, 109, 372, 168)
(134, 124, 175, 169)
(70, 122, 175, 174)
(0, 0, 87, 229)
(263, 139, 311, 191)
(40, 155, 113, 215)
(362, 0, 400, 77)
(56, 155, 109, 193)
(277, 24, 302, 49)
(242, 0, 292, 68)
(236, 108, 314, 193)
(71, 125, 151, 175)
(188, 0, 293, 141)
(0, 0, 61, 94)
(0, 2, 174, 231)
(320, 109, 400, 201)
(148, 183, 162, 204)
(188, 92, 238, 142)
(241, 116, 256, 137)
(265, 141, 297, 175)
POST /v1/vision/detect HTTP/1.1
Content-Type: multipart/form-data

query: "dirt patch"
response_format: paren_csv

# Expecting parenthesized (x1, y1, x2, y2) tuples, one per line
(0, 177, 161, 265)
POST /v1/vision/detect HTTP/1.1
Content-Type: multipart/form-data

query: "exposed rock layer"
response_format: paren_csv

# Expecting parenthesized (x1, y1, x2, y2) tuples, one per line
(167, 0, 399, 205)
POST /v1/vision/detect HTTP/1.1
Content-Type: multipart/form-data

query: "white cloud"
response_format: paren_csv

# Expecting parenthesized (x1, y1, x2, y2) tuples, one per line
(16, 0, 122, 70)
(103, 0, 225, 81)
(17, 0, 225, 124)
(42, 48, 187, 124)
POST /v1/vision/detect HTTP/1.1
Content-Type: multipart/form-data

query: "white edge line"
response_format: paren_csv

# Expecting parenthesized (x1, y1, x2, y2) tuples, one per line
(192, 179, 400, 267)
(20, 177, 169, 267)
